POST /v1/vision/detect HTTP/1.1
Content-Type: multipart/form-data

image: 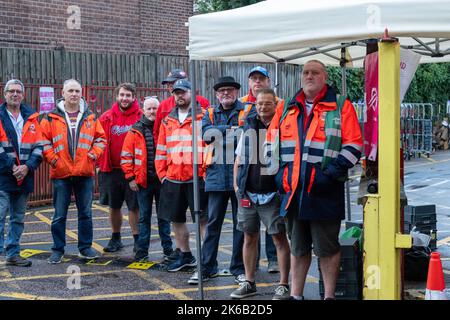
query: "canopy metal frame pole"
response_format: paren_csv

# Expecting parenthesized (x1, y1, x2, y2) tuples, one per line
(189, 59, 204, 300)
(340, 47, 352, 222)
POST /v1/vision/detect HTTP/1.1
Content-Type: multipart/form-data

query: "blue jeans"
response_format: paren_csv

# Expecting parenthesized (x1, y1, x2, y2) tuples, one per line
(0, 191, 28, 258)
(51, 177, 94, 253)
(136, 181, 173, 254)
(202, 191, 244, 276)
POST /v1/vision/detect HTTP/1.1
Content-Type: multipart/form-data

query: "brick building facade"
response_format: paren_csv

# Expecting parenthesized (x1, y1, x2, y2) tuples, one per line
(0, 0, 192, 56)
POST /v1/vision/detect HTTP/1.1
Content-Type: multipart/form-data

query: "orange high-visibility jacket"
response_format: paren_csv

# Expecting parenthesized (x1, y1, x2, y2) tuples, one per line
(39, 99, 106, 179)
(121, 123, 151, 188)
(266, 85, 362, 220)
(155, 107, 205, 182)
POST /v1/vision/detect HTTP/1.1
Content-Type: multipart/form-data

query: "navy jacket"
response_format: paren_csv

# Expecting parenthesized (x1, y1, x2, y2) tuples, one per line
(0, 103, 43, 193)
(202, 100, 256, 192)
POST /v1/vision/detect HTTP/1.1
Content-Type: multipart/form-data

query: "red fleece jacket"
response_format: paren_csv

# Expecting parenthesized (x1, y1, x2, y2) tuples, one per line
(98, 100, 142, 172)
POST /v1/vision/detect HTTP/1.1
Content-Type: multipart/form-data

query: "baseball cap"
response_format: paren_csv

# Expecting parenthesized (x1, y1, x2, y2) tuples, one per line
(162, 69, 187, 85)
(248, 66, 269, 78)
(171, 79, 191, 93)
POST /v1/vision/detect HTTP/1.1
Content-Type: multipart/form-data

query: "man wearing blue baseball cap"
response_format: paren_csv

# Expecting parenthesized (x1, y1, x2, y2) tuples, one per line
(239, 66, 285, 275)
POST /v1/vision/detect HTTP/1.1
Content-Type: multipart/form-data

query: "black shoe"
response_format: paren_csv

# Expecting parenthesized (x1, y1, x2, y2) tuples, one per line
(6, 256, 32, 267)
(103, 238, 124, 252)
(167, 253, 196, 272)
(165, 248, 181, 262)
(133, 241, 139, 254)
(135, 249, 149, 261)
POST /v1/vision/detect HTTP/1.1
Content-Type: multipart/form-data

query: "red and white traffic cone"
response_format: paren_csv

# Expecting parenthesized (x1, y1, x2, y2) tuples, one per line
(425, 252, 447, 300)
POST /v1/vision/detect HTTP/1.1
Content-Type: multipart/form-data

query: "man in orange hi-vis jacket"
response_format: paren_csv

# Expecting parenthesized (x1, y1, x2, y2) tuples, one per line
(155, 79, 208, 273)
(121, 97, 174, 262)
(40, 79, 106, 265)
(265, 60, 363, 300)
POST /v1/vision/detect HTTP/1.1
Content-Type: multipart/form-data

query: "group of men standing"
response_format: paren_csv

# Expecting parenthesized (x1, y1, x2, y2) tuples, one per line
(0, 59, 362, 300)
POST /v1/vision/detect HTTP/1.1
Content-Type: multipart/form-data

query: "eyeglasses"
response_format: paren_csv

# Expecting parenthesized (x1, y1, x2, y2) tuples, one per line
(6, 89, 23, 95)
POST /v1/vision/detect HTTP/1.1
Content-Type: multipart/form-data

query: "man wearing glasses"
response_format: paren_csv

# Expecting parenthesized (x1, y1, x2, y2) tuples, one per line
(188, 76, 255, 285)
(240, 66, 284, 275)
(0, 79, 43, 266)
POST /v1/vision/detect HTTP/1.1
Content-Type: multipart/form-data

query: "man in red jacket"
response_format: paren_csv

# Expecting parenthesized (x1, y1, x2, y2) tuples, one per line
(98, 83, 143, 253)
(154, 69, 210, 141)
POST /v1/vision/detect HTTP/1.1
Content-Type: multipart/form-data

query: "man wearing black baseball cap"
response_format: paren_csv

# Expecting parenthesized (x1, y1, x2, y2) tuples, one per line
(156, 79, 208, 272)
(154, 69, 210, 145)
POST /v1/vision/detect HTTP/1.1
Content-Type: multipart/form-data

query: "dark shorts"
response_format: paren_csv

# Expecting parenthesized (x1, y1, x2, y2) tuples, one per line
(98, 169, 139, 211)
(286, 210, 341, 258)
(158, 180, 208, 223)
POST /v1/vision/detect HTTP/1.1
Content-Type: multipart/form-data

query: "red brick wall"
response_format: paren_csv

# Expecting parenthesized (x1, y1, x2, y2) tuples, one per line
(0, 0, 192, 56)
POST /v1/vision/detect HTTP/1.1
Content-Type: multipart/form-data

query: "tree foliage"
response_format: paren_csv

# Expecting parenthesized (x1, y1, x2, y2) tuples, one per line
(195, 0, 263, 13)
(326, 63, 450, 107)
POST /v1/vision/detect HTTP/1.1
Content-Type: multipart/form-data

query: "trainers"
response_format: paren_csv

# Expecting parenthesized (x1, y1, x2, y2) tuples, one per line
(230, 281, 257, 299)
(167, 253, 196, 272)
(135, 250, 149, 262)
(48, 251, 64, 264)
(288, 295, 306, 300)
(272, 284, 290, 300)
(6, 255, 32, 267)
(268, 260, 279, 273)
(187, 270, 219, 285)
(164, 248, 181, 262)
(234, 273, 246, 284)
(103, 237, 124, 253)
(78, 248, 99, 260)
(163, 248, 174, 260)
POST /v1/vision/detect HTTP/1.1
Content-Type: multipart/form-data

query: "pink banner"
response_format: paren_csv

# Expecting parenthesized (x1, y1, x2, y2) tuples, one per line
(39, 87, 55, 114)
(364, 52, 379, 161)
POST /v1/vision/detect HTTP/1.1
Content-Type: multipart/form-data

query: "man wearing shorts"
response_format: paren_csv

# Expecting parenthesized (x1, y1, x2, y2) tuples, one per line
(265, 60, 363, 300)
(231, 88, 290, 300)
(155, 79, 207, 272)
(98, 83, 143, 253)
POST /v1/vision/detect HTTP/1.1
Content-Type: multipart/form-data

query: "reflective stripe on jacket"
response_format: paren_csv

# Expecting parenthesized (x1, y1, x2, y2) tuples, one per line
(39, 99, 106, 179)
(121, 125, 148, 188)
(155, 107, 205, 182)
(0, 103, 43, 193)
(266, 85, 363, 220)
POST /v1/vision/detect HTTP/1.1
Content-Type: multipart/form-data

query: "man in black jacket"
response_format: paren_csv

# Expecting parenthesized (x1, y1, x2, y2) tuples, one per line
(231, 88, 290, 300)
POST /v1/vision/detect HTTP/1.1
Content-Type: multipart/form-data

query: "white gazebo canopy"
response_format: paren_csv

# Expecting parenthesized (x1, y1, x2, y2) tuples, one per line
(188, 0, 450, 67)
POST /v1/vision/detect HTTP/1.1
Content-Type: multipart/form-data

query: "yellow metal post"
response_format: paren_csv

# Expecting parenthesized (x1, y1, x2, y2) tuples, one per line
(363, 37, 411, 300)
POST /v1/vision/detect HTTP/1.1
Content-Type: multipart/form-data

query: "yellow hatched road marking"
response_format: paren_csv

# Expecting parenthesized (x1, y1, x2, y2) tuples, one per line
(130, 270, 191, 300)
(20, 249, 49, 258)
(0, 270, 133, 283)
(74, 278, 318, 300)
(0, 292, 63, 300)
(34, 211, 104, 253)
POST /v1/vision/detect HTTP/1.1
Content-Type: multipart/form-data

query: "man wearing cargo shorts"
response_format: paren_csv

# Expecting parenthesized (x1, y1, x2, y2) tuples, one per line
(265, 60, 363, 300)
(231, 88, 290, 300)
